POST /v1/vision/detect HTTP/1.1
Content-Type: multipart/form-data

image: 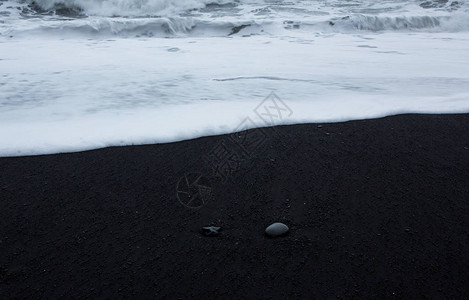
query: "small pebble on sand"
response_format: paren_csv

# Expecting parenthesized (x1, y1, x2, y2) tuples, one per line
(265, 222, 289, 237)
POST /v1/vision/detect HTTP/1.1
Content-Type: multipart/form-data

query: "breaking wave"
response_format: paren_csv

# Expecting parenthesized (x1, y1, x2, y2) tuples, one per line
(324, 14, 469, 32)
(4, 14, 468, 38)
(0, 0, 468, 37)
(31, 0, 234, 16)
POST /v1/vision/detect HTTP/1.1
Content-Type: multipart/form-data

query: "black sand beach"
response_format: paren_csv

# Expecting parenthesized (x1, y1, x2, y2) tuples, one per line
(1, 113, 469, 298)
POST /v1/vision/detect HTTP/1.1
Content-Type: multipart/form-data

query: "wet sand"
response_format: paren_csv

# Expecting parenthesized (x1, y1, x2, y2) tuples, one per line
(1, 113, 469, 298)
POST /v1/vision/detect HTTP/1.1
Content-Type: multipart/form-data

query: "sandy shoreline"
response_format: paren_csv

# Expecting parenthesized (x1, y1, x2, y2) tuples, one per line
(1, 113, 469, 298)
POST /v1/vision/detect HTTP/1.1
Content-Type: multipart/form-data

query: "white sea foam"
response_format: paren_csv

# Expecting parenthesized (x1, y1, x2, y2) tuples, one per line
(0, 0, 469, 156)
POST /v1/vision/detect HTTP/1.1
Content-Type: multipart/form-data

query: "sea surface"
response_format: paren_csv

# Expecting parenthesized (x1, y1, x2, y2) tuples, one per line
(1, 0, 469, 156)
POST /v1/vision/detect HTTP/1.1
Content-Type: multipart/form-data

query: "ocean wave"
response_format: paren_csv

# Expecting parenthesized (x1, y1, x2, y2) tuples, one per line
(323, 14, 469, 32)
(1, 0, 468, 37)
(4, 14, 468, 38)
(31, 0, 237, 16)
(10, 0, 468, 19)
(2, 17, 262, 37)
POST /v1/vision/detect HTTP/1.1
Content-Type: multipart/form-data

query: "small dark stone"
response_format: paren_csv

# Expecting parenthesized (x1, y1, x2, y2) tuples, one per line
(200, 226, 221, 237)
(265, 223, 289, 237)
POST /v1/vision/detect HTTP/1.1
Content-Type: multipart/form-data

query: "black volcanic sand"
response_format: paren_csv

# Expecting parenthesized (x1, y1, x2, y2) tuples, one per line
(1, 114, 469, 298)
